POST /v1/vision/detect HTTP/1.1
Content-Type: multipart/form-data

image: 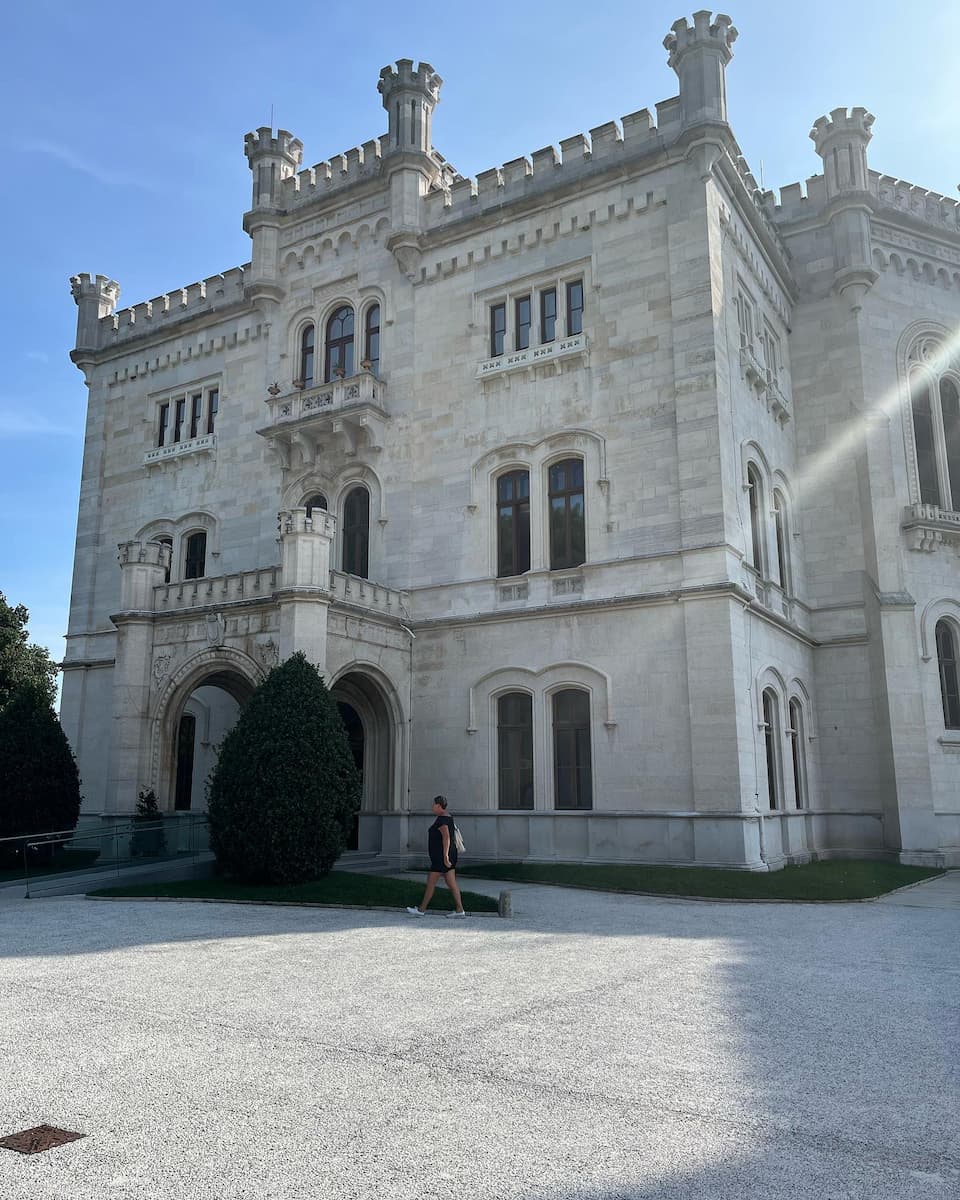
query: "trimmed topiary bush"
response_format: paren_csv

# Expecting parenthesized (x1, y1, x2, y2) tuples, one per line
(207, 652, 361, 883)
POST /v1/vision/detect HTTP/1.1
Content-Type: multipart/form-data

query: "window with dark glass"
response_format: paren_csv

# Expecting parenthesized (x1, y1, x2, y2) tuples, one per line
(490, 302, 506, 357)
(325, 306, 355, 381)
(342, 487, 369, 579)
(762, 689, 780, 809)
(911, 375, 940, 506)
(515, 295, 531, 351)
(552, 688, 592, 809)
(747, 466, 764, 573)
(773, 490, 789, 590)
(566, 280, 584, 336)
(936, 619, 960, 729)
(189, 393, 203, 440)
(497, 470, 530, 577)
(184, 530, 207, 580)
(158, 403, 170, 447)
(540, 288, 557, 343)
(299, 324, 315, 387)
(157, 535, 173, 584)
(941, 378, 960, 509)
(173, 398, 186, 443)
(174, 712, 196, 811)
(498, 692, 534, 809)
(548, 458, 585, 570)
(206, 388, 219, 435)
(788, 698, 805, 808)
(304, 493, 328, 518)
(364, 305, 380, 374)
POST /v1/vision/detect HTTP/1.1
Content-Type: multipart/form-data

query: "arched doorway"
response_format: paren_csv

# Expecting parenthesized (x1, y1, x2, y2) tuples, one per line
(330, 670, 396, 853)
(337, 701, 364, 849)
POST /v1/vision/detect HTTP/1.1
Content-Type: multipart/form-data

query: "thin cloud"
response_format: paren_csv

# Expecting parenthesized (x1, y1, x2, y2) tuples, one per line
(30, 140, 159, 191)
(0, 409, 76, 437)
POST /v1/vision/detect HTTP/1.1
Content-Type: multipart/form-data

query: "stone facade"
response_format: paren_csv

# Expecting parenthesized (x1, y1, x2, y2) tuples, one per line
(62, 12, 960, 868)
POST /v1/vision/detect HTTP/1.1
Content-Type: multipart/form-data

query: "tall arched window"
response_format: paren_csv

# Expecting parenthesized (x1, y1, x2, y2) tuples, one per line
(936, 619, 960, 729)
(552, 688, 592, 809)
(908, 337, 960, 510)
(183, 531, 207, 580)
(325, 306, 355, 381)
(497, 470, 530, 577)
(497, 692, 534, 809)
(788, 698, 806, 809)
(364, 304, 380, 374)
(304, 493, 327, 518)
(299, 324, 315, 388)
(342, 487, 369, 579)
(747, 465, 765, 573)
(548, 458, 585, 570)
(761, 688, 781, 809)
(773, 489, 790, 591)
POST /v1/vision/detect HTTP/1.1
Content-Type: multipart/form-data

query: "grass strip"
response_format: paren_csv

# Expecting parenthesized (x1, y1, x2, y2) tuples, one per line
(458, 859, 943, 901)
(89, 870, 499, 912)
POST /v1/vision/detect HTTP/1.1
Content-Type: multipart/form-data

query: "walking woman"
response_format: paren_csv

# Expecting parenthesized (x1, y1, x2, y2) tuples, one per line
(406, 795, 466, 918)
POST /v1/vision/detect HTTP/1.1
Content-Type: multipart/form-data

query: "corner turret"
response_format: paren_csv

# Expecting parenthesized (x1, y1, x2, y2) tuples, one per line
(810, 106, 874, 199)
(664, 10, 738, 129)
(70, 273, 120, 368)
(243, 127, 303, 303)
(378, 59, 442, 156)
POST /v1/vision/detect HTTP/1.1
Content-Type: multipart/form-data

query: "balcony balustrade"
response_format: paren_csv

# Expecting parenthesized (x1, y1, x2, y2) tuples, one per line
(257, 371, 387, 468)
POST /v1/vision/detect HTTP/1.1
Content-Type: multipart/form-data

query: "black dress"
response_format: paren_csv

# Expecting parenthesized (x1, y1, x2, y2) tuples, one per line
(428, 814, 457, 872)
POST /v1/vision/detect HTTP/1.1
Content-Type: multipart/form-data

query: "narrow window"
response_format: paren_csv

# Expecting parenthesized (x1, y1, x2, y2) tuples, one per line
(788, 698, 806, 809)
(183, 531, 207, 580)
(157, 403, 170, 448)
(325, 306, 355, 381)
(490, 303, 506, 357)
(773, 489, 789, 591)
(762, 689, 780, 809)
(566, 280, 584, 336)
(497, 470, 531, 577)
(189, 393, 203, 440)
(549, 458, 585, 570)
(497, 692, 534, 809)
(747, 465, 764, 573)
(206, 388, 219, 435)
(552, 688, 592, 809)
(515, 295, 531, 351)
(940, 378, 960, 509)
(911, 375, 940, 506)
(174, 712, 196, 811)
(936, 619, 960, 729)
(157, 535, 173, 584)
(364, 305, 380, 374)
(299, 324, 315, 387)
(173, 398, 186, 443)
(342, 487, 370, 579)
(304, 493, 327, 518)
(540, 288, 557, 343)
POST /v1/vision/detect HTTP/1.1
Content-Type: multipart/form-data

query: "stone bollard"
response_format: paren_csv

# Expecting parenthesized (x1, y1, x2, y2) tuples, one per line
(498, 889, 512, 918)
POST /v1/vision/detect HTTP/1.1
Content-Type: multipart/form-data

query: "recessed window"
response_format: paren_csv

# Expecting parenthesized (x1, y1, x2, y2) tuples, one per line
(183, 531, 207, 580)
(299, 324, 315, 388)
(342, 487, 369, 579)
(304, 494, 328, 518)
(157, 535, 173, 584)
(540, 288, 557, 343)
(548, 458, 585, 570)
(908, 339, 960, 510)
(762, 689, 781, 809)
(566, 280, 584, 336)
(174, 712, 196, 811)
(552, 688, 592, 809)
(189, 393, 203, 440)
(158, 403, 170, 448)
(490, 303, 506, 357)
(936, 619, 960, 729)
(788, 698, 806, 808)
(773, 489, 789, 591)
(325, 306, 355, 381)
(497, 692, 534, 810)
(515, 295, 531, 351)
(497, 471, 530, 578)
(173, 398, 186, 443)
(155, 387, 219, 449)
(747, 465, 765, 573)
(206, 389, 218, 435)
(364, 305, 380, 374)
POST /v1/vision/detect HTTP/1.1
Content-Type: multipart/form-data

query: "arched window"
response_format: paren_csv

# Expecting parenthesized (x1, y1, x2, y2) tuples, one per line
(907, 338, 960, 510)
(174, 712, 196, 811)
(552, 688, 592, 809)
(497, 692, 534, 809)
(773, 489, 790, 591)
(364, 305, 380, 375)
(157, 536, 173, 584)
(761, 688, 781, 809)
(304, 494, 327, 518)
(298, 324, 315, 388)
(936, 619, 960, 729)
(325, 306, 355, 381)
(342, 487, 369, 579)
(941, 378, 960, 508)
(911, 374, 940, 505)
(497, 470, 530, 577)
(183, 531, 207, 580)
(788, 698, 806, 809)
(548, 458, 585, 570)
(747, 465, 765, 573)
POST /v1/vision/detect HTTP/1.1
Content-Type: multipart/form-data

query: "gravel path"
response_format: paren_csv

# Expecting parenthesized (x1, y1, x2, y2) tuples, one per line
(0, 877, 957, 1199)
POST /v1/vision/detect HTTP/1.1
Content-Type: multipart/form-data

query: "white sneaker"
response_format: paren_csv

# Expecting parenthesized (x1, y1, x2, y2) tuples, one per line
(445, 910, 467, 919)
(405, 906, 425, 916)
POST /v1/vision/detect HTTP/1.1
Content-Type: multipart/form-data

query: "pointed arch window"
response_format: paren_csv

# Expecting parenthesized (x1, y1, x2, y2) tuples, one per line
(497, 470, 530, 577)
(497, 692, 534, 809)
(747, 465, 765, 573)
(342, 487, 369, 579)
(552, 688, 592, 809)
(773, 489, 790, 591)
(936, 619, 960, 729)
(299, 324, 315, 388)
(325, 306, 355, 381)
(364, 305, 380, 374)
(184, 531, 207, 580)
(788, 698, 806, 809)
(908, 338, 960, 510)
(761, 688, 781, 809)
(548, 458, 585, 570)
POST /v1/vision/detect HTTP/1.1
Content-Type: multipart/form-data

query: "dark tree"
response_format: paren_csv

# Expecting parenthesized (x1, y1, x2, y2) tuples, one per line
(207, 652, 361, 883)
(0, 592, 57, 710)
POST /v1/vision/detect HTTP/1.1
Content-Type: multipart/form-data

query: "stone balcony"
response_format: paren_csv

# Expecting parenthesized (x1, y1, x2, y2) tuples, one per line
(902, 502, 960, 552)
(257, 371, 388, 468)
(144, 432, 216, 467)
(476, 332, 588, 380)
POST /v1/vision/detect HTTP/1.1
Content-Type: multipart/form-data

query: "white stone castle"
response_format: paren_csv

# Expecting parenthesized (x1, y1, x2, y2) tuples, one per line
(64, 12, 960, 869)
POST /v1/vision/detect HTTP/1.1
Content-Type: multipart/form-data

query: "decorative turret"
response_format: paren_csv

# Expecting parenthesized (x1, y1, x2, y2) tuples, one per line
(810, 107, 874, 198)
(117, 539, 171, 611)
(244, 127, 303, 209)
(70, 273, 120, 362)
(664, 10, 738, 128)
(378, 59, 442, 156)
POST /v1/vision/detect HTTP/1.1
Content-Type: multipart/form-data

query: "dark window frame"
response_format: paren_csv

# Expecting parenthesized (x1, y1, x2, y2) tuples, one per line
(566, 279, 584, 336)
(747, 465, 765, 574)
(540, 287, 557, 344)
(548, 457, 586, 571)
(299, 323, 315, 388)
(206, 388, 219, 435)
(515, 295, 531, 351)
(490, 302, 506, 357)
(552, 687, 593, 810)
(496, 470, 531, 578)
(364, 304, 380, 374)
(189, 393, 203, 440)
(497, 691, 534, 810)
(342, 486, 370, 579)
(773, 489, 789, 591)
(183, 530, 207, 581)
(173, 398, 186, 443)
(324, 306, 355, 382)
(158, 403, 170, 448)
(936, 619, 960, 729)
(762, 689, 780, 809)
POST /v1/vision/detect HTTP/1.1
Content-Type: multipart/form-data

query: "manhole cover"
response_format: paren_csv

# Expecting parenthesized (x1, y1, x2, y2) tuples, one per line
(0, 1125, 86, 1155)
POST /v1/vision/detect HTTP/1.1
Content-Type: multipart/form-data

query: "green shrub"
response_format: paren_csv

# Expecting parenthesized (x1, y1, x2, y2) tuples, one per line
(207, 653, 361, 883)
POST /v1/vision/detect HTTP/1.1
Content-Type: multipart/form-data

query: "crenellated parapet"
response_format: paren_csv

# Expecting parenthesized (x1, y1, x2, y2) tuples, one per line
(665, 11, 738, 128)
(244, 126, 304, 209)
(872, 174, 960, 236)
(71, 273, 120, 359)
(378, 59, 442, 155)
(810, 107, 874, 197)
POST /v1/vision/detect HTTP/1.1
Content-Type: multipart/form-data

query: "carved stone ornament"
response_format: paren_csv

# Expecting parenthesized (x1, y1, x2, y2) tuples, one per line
(206, 612, 227, 647)
(255, 638, 280, 669)
(152, 653, 174, 686)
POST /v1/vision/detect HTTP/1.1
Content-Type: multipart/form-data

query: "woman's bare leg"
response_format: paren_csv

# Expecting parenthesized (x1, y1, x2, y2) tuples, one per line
(443, 869, 465, 912)
(417, 871, 442, 911)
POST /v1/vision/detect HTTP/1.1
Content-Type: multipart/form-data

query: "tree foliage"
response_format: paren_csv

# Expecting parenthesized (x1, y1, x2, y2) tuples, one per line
(0, 591, 57, 710)
(207, 653, 361, 884)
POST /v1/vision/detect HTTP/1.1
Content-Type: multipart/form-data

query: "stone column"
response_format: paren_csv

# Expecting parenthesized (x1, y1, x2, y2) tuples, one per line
(276, 508, 335, 671)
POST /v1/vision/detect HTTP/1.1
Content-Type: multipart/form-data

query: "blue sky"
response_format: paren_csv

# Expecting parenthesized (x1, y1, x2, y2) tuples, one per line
(2, 0, 957, 679)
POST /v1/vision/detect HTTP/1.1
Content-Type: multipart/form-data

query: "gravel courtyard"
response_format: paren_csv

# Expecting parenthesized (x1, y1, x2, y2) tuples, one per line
(0, 877, 957, 1199)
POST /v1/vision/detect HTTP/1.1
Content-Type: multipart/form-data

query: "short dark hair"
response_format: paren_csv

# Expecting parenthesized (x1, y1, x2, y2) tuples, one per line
(432, 794, 448, 809)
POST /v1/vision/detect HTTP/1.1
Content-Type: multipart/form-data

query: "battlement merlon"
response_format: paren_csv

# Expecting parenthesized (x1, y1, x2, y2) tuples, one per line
(810, 107, 875, 198)
(665, 11, 738, 129)
(71, 273, 120, 358)
(244, 127, 304, 209)
(378, 59, 443, 156)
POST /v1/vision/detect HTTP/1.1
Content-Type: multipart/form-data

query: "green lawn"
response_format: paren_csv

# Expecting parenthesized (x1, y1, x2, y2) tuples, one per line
(89, 871, 500, 912)
(0, 848, 100, 884)
(457, 859, 944, 901)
